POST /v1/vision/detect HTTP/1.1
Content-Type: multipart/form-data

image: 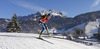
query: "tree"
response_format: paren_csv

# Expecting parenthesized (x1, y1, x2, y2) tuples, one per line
(71, 31, 79, 38)
(6, 13, 21, 32)
(96, 25, 100, 40)
(71, 28, 84, 38)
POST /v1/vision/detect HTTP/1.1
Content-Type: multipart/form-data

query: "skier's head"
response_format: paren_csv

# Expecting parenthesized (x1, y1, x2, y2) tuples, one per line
(47, 13, 51, 16)
(44, 13, 51, 19)
(44, 10, 52, 16)
(45, 13, 51, 16)
(49, 10, 51, 12)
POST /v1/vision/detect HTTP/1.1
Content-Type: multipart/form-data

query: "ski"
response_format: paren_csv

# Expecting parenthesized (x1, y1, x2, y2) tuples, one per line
(37, 37, 53, 44)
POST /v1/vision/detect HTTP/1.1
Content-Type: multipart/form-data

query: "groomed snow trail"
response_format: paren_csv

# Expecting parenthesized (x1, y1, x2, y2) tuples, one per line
(0, 33, 100, 49)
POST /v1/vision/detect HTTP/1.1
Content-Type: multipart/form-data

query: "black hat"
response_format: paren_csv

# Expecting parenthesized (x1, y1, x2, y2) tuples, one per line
(48, 13, 51, 16)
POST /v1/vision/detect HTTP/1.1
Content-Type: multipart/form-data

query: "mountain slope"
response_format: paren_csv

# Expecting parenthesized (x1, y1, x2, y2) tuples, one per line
(85, 18, 100, 36)
(65, 18, 100, 37)
(18, 10, 100, 33)
(0, 18, 10, 32)
(1, 10, 100, 33)
(0, 33, 100, 49)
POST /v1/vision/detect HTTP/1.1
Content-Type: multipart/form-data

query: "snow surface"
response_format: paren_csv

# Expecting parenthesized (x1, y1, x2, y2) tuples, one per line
(66, 23, 86, 32)
(48, 28, 57, 33)
(85, 19, 99, 36)
(42, 27, 65, 33)
(0, 32, 100, 49)
(4, 19, 9, 22)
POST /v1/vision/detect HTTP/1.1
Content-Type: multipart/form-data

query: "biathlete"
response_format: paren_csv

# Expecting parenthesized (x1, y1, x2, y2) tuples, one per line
(35, 14, 51, 38)
(26, 13, 51, 38)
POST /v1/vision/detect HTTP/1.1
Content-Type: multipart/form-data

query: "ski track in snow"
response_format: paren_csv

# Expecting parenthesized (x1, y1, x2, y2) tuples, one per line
(0, 33, 100, 49)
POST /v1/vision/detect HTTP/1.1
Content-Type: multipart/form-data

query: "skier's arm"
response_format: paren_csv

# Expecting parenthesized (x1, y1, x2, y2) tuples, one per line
(24, 18, 36, 22)
(33, 16, 42, 21)
(25, 16, 41, 22)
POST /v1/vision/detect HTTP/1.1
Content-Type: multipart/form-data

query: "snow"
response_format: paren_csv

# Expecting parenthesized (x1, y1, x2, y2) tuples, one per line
(4, 19, 9, 22)
(38, 10, 63, 17)
(0, 32, 100, 49)
(65, 18, 100, 37)
(43, 28, 65, 33)
(85, 19, 100, 36)
(48, 28, 57, 33)
(66, 23, 86, 32)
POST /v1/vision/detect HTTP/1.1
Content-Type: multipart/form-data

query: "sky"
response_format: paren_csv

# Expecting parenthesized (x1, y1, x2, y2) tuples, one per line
(0, 0, 100, 19)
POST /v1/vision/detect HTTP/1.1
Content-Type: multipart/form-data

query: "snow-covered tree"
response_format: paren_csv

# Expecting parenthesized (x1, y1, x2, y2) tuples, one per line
(6, 13, 21, 32)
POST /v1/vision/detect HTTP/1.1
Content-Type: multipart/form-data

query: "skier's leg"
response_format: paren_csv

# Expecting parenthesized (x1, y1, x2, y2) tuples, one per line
(39, 25, 45, 38)
(45, 25, 49, 34)
(86, 35, 89, 39)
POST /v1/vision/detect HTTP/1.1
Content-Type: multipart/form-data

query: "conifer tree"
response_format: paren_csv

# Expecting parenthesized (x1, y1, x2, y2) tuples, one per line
(6, 13, 21, 32)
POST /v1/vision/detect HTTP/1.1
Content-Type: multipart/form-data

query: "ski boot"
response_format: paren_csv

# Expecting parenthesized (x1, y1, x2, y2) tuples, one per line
(38, 33, 43, 39)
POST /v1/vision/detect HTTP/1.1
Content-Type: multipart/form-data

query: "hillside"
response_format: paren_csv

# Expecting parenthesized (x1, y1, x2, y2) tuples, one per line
(18, 10, 100, 33)
(0, 10, 100, 33)
(0, 18, 9, 32)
